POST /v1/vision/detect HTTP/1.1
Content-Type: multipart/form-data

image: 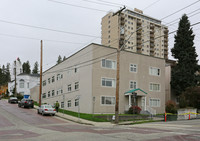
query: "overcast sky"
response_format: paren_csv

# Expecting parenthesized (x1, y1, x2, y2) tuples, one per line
(0, 0, 200, 71)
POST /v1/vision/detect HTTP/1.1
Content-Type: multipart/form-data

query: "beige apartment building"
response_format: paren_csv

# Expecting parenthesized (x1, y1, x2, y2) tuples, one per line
(42, 43, 165, 114)
(101, 8, 168, 59)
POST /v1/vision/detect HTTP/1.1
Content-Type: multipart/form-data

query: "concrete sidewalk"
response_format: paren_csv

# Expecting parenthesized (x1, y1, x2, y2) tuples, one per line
(34, 105, 115, 127)
(55, 111, 116, 127)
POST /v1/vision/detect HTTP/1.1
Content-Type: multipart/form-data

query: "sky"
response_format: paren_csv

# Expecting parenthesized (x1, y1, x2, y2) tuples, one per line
(0, 0, 200, 71)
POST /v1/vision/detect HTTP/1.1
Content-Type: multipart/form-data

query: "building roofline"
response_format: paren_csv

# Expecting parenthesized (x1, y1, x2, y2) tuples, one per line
(43, 43, 167, 74)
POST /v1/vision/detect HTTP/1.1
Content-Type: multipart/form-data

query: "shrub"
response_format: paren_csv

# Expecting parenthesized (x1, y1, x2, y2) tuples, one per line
(128, 106, 141, 114)
(165, 100, 177, 114)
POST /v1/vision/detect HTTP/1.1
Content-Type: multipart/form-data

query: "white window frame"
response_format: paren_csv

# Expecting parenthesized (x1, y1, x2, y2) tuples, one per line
(101, 77, 116, 88)
(150, 98, 160, 107)
(61, 102, 64, 108)
(101, 96, 115, 106)
(149, 83, 160, 92)
(67, 100, 71, 108)
(57, 89, 63, 95)
(57, 74, 63, 80)
(19, 80, 25, 88)
(130, 63, 137, 73)
(52, 76, 55, 83)
(48, 78, 51, 84)
(130, 80, 137, 89)
(75, 99, 79, 106)
(101, 59, 116, 69)
(149, 67, 160, 76)
(42, 80, 46, 86)
(52, 90, 55, 96)
(75, 82, 79, 90)
(48, 91, 50, 97)
(42, 93, 46, 98)
(68, 84, 72, 92)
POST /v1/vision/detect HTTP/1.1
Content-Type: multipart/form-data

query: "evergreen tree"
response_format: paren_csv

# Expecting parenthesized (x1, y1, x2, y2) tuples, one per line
(57, 55, 62, 64)
(5, 63, 11, 82)
(32, 61, 39, 74)
(63, 56, 66, 61)
(22, 61, 31, 74)
(171, 14, 199, 96)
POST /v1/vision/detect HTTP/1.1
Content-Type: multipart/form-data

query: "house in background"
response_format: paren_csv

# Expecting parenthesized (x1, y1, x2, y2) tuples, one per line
(41, 43, 165, 114)
(8, 73, 40, 96)
(30, 85, 39, 103)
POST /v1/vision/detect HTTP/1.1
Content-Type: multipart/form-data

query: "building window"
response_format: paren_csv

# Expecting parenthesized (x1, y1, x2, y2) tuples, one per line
(42, 80, 46, 86)
(102, 59, 116, 69)
(75, 82, 79, 90)
(57, 89, 63, 95)
(75, 68, 78, 73)
(42, 93, 46, 98)
(101, 96, 115, 105)
(130, 81, 137, 89)
(149, 67, 160, 76)
(52, 76, 55, 83)
(67, 100, 71, 107)
(57, 74, 63, 80)
(52, 90, 55, 96)
(48, 78, 51, 84)
(48, 91, 50, 97)
(102, 78, 116, 87)
(150, 99, 160, 107)
(130, 64, 137, 73)
(61, 102, 64, 108)
(68, 84, 71, 92)
(75, 99, 79, 106)
(150, 83, 160, 92)
(19, 79, 25, 88)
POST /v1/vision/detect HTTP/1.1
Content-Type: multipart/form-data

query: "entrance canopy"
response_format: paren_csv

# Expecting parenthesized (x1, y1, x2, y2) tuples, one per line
(124, 88, 147, 96)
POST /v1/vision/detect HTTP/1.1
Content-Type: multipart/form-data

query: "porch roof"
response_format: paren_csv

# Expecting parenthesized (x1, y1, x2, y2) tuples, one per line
(124, 88, 148, 95)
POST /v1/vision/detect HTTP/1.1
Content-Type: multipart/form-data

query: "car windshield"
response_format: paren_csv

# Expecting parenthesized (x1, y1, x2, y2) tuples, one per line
(44, 105, 52, 108)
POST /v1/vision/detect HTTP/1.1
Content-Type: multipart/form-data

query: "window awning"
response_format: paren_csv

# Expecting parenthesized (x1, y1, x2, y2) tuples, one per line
(124, 88, 147, 96)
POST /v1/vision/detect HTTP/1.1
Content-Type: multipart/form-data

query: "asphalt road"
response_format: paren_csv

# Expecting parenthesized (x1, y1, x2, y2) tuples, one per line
(0, 100, 200, 141)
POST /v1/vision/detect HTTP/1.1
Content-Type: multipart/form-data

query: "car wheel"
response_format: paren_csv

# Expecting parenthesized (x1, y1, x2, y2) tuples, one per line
(42, 112, 44, 116)
(37, 110, 40, 114)
(52, 114, 55, 116)
(18, 104, 21, 107)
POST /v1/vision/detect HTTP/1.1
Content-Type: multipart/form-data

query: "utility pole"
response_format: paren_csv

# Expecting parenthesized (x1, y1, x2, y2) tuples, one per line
(14, 60, 17, 97)
(113, 6, 126, 124)
(39, 40, 43, 107)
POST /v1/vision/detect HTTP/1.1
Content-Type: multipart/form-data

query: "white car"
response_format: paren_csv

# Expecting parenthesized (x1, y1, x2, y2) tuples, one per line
(37, 104, 56, 116)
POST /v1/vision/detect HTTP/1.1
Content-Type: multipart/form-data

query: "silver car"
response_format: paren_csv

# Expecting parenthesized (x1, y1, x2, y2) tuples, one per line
(37, 104, 56, 116)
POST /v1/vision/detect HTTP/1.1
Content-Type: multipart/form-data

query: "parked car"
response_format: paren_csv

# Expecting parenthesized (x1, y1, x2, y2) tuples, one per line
(37, 104, 56, 116)
(8, 97, 18, 104)
(18, 99, 34, 108)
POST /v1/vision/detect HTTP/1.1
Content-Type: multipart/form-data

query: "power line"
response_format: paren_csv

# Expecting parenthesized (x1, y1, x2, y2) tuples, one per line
(167, 11, 200, 27)
(97, 0, 123, 7)
(165, 8, 200, 25)
(48, 0, 108, 12)
(0, 19, 100, 38)
(161, 0, 200, 20)
(143, 0, 162, 11)
(82, 0, 120, 8)
(0, 33, 86, 44)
